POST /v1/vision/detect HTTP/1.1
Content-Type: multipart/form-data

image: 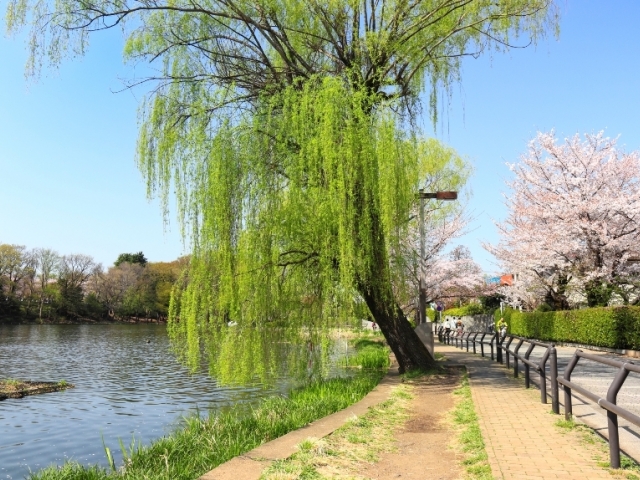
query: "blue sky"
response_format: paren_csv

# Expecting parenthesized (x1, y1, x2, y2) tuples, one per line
(1, 1, 639, 272)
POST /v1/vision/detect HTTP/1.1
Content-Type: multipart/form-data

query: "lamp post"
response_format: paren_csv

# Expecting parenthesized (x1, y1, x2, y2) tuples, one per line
(417, 190, 458, 325)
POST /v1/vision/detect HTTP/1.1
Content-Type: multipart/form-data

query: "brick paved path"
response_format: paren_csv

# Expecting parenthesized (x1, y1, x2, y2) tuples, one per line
(437, 344, 613, 479)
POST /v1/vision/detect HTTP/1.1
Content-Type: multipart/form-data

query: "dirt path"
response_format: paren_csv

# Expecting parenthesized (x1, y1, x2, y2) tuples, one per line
(360, 370, 465, 480)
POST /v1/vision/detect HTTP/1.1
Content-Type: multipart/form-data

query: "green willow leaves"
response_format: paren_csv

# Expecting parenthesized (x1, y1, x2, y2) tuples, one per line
(6, 0, 559, 378)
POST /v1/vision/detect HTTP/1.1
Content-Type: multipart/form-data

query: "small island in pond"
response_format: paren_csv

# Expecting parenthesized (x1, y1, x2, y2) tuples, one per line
(0, 379, 74, 400)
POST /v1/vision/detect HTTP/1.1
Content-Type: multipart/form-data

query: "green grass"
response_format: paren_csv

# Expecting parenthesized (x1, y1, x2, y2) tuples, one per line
(451, 372, 493, 480)
(261, 385, 412, 479)
(29, 341, 386, 480)
(554, 417, 640, 479)
(344, 338, 391, 370)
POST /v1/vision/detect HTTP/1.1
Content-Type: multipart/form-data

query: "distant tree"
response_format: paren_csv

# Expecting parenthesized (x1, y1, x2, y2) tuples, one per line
(114, 252, 147, 267)
(0, 244, 34, 295)
(436, 246, 487, 307)
(57, 254, 98, 316)
(0, 244, 39, 318)
(33, 248, 60, 319)
(146, 258, 187, 318)
(93, 262, 145, 317)
(487, 132, 640, 309)
(84, 257, 186, 320)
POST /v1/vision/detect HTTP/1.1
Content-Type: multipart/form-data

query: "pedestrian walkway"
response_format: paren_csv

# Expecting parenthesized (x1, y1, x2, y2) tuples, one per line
(438, 343, 615, 479)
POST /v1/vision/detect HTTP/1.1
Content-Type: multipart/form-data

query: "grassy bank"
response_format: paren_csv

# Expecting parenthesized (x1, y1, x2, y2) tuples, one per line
(344, 337, 391, 369)
(260, 384, 412, 478)
(29, 334, 389, 479)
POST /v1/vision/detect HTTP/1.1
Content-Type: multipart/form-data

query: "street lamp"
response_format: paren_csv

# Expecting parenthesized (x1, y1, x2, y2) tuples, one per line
(416, 189, 458, 326)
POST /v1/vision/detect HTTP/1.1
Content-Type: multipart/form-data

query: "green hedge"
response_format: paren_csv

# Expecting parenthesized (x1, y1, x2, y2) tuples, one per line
(507, 306, 640, 350)
(442, 304, 485, 317)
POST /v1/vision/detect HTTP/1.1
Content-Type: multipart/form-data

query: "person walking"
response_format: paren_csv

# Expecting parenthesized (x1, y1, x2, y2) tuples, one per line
(444, 318, 451, 336)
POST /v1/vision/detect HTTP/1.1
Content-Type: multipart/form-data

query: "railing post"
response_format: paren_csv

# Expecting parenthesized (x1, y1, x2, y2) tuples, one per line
(538, 347, 550, 404)
(504, 336, 514, 369)
(513, 338, 524, 378)
(550, 346, 559, 414)
(563, 352, 581, 421)
(496, 335, 502, 363)
(490, 333, 495, 361)
(472, 333, 478, 354)
(606, 366, 631, 469)
(524, 343, 535, 388)
(480, 333, 486, 357)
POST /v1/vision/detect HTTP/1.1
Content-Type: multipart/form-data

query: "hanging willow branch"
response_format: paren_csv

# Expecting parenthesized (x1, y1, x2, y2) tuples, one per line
(6, 0, 559, 381)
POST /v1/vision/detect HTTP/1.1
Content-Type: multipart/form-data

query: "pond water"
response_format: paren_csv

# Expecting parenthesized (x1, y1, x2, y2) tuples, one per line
(0, 324, 350, 479)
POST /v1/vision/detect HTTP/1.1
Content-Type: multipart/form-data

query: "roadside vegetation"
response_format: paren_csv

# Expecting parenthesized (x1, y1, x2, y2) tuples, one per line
(555, 418, 640, 479)
(28, 333, 390, 479)
(450, 372, 492, 479)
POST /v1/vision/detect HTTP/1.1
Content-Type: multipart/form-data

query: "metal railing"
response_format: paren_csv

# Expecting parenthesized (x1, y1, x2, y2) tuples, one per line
(439, 331, 640, 468)
(437, 327, 497, 361)
(557, 350, 640, 468)
(499, 335, 559, 410)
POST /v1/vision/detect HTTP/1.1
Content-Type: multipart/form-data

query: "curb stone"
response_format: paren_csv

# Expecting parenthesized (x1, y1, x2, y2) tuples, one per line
(199, 361, 400, 480)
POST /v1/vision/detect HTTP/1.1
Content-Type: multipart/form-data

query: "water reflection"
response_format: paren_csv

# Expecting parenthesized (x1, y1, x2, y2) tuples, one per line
(0, 324, 351, 479)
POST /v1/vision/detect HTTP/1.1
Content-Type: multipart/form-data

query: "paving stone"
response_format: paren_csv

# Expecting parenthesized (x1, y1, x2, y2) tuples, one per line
(437, 344, 618, 480)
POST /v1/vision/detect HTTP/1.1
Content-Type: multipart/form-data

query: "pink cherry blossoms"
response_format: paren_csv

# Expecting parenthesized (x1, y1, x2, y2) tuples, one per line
(487, 131, 640, 309)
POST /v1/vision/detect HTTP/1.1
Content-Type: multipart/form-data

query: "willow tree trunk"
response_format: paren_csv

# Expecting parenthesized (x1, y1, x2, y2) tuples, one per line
(356, 210, 437, 372)
(360, 281, 436, 372)
(352, 174, 437, 372)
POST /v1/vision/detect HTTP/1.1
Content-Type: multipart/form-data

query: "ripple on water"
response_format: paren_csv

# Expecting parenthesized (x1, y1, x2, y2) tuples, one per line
(0, 323, 336, 479)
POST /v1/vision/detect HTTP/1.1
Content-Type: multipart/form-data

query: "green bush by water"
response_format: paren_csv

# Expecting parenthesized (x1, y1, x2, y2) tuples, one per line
(345, 338, 391, 369)
(503, 306, 640, 350)
(29, 372, 384, 480)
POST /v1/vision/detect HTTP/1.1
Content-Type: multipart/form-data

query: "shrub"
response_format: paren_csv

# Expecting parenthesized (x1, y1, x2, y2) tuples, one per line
(346, 339, 391, 369)
(443, 304, 484, 317)
(508, 306, 640, 350)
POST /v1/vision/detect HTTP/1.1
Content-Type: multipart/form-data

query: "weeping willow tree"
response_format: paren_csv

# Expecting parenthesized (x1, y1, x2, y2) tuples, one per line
(6, 0, 559, 378)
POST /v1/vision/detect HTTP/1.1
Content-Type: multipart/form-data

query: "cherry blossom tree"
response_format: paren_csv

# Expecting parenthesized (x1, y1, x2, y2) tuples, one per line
(487, 131, 640, 309)
(396, 200, 486, 317)
(436, 246, 488, 305)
